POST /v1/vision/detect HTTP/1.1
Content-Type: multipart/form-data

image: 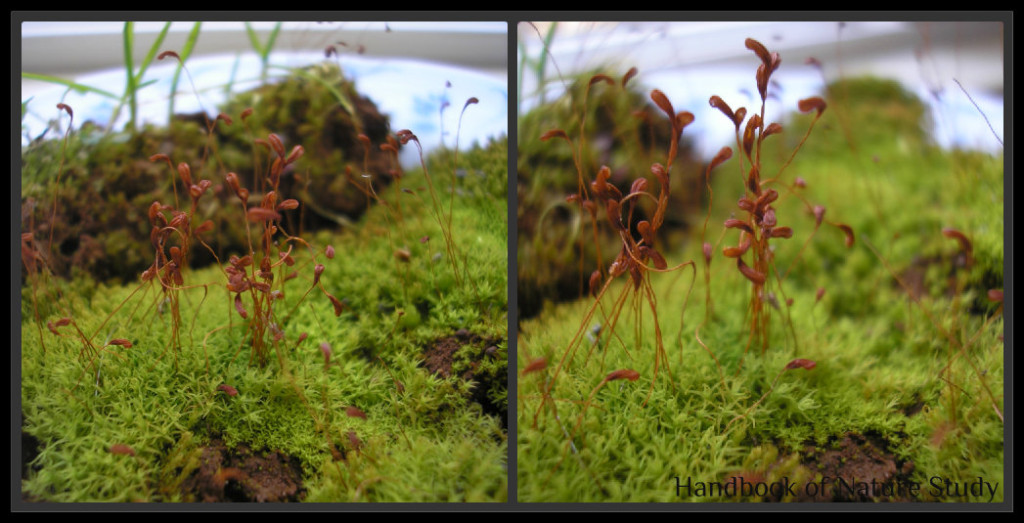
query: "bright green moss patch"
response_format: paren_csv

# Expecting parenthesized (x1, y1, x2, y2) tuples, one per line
(20, 135, 508, 502)
(517, 74, 1003, 503)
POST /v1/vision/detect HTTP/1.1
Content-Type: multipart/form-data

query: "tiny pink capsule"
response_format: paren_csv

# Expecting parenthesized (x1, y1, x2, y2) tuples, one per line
(325, 245, 335, 259)
(785, 358, 817, 370)
(320, 342, 332, 366)
(217, 384, 238, 396)
(110, 443, 136, 456)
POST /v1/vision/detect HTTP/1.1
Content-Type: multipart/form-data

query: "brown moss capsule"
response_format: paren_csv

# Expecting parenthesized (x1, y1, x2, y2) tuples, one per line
(836, 223, 855, 248)
(327, 293, 345, 317)
(56, 102, 73, 118)
(650, 89, 675, 120)
(737, 197, 755, 213)
(345, 406, 367, 420)
(267, 133, 285, 158)
(785, 358, 817, 370)
(147, 201, 163, 224)
(589, 73, 615, 88)
(149, 153, 172, 170)
(723, 234, 751, 258)
(246, 207, 281, 222)
(709, 146, 733, 172)
(217, 384, 238, 397)
(743, 115, 758, 157)
(648, 249, 668, 270)
(622, 66, 638, 87)
(540, 129, 569, 142)
(762, 122, 783, 138)
(592, 165, 612, 199)
(676, 111, 695, 131)
(522, 357, 548, 376)
(737, 258, 766, 285)
(637, 220, 654, 246)
(177, 162, 192, 187)
(709, 95, 735, 122)
(589, 270, 603, 297)
(724, 218, 753, 234)
(630, 177, 649, 195)
(745, 38, 772, 67)
(347, 431, 362, 450)
(813, 205, 826, 226)
(234, 294, 248, 319)
(605, 369, 640, 382)
(798, 97, 827, 116)
(320, 342, 332, 366)
(942, 228, 973, 258)
(285, 145, 305, 165)
(606, 199, 623, 231)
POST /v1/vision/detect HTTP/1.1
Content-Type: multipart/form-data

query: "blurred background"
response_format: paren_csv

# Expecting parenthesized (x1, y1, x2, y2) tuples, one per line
(20, 20, 509, 166)
(518, 20, 1005, 158)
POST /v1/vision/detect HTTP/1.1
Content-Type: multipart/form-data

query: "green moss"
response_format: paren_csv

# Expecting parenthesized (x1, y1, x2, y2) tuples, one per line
(20, 129, 508, 502)
(517, 76, 1003, 503)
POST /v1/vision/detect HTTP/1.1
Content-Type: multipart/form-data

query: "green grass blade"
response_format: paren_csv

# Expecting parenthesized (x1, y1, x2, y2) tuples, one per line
(169, 22, 203, 119)
(122, 22, 138, 131)
(21, 96, 33, 121)
(244, 22, 264, 56)
(134, 22, 172, 85)
(264, 22, 282, 61)
(21, 73, 120, 100)
(223, 53, 242, 99)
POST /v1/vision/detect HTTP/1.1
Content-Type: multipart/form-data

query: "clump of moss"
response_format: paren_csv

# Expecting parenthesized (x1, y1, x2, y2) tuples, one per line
(218, 61, 396, 225)
(20, 61, 393, 286)
(517, 69, 703, 320)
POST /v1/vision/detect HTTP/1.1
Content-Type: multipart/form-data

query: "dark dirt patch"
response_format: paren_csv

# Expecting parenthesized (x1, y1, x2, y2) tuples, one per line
(901, 394, 926, 417)
(421, 329, 507, 429)
(21, 429, 45, 502)
(21, 431, 41, 481)
(797, 432, 915, 502)
(726, 432, 915, 502)
(180, 439, 305, 502)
